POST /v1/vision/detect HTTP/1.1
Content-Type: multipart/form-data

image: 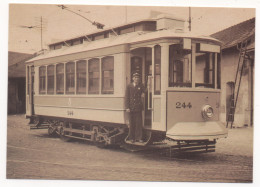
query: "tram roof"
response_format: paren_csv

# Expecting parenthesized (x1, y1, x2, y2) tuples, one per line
(27, 29, 221, 63)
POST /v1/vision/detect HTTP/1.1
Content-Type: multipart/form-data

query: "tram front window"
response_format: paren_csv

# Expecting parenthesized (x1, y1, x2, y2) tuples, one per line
(169, 44, 192, 87)
(195, 52, 215, 88)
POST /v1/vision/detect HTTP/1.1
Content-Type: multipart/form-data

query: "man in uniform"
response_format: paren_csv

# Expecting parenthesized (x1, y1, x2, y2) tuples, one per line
(125, 72, 145, 143)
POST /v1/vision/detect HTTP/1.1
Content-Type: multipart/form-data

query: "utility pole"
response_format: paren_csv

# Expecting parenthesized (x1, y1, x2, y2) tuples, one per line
(189, 7, 191, 32)
(40, 16, 43, 50)
(18, 16, 46, 51)
(125, 6, 127, 23)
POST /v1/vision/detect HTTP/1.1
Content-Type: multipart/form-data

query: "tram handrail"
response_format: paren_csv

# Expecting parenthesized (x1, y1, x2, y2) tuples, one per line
(147, 75, 153, 110)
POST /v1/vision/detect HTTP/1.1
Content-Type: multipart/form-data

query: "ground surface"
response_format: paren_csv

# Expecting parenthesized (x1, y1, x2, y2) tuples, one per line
(6, 115, 253, 182)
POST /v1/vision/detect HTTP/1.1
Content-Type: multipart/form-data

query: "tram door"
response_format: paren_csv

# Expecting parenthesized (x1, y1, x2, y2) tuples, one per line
(131, 51, 152, 129)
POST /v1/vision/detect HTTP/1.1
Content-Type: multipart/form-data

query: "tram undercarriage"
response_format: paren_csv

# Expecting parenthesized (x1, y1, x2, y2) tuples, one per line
(28, 115, 217, 154)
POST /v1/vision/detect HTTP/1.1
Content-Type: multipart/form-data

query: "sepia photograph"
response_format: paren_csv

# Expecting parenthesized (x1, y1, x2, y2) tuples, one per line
(1, 0, 259, 185)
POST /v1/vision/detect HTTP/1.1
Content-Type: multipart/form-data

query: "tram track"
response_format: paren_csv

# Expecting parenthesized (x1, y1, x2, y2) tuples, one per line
(7, 144, 252, 173)
(7, 115, 253, 182)
(7, 158, 252, 182)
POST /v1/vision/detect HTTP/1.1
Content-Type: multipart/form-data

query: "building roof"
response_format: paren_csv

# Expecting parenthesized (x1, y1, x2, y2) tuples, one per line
(8, 51, 32, 66)
(8, 51, 34, 78)
(211, 18, 255, 50)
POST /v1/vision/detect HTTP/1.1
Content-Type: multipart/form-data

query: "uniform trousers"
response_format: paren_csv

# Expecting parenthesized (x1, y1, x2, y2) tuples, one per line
(128, 111, 143, 141)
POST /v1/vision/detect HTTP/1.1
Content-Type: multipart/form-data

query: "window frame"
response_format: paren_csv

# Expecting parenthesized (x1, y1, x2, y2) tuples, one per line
(169, 44, 192, 87)
(39, 66, 46, 94)
(66, 61, 76, 94)
(195, 51, 215, 88)
(47, 65, 55, 94)
(56, 63, 65, 95)
(88, 58, 100, 94)
(76, 60, 87, 94)
(101, 56, 114, 94)
(154, 45, 161, 95)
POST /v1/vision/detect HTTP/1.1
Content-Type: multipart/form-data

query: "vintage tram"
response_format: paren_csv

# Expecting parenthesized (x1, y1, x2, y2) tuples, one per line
(25, 14, 228, 151)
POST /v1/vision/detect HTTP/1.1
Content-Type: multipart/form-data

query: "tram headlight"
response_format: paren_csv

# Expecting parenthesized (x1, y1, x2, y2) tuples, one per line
(202, 105, 214, 119)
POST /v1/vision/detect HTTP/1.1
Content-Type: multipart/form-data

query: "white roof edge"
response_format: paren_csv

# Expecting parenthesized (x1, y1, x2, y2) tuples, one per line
(27, 30, 221, 63)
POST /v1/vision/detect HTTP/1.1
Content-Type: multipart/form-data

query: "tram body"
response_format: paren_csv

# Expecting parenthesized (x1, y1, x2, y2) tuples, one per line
(25, 15, 227, 149)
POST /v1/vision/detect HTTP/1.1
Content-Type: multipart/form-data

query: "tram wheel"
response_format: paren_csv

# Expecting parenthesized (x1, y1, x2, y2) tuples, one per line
(59, 126, 71, 142)
(48, 125, 57, 136)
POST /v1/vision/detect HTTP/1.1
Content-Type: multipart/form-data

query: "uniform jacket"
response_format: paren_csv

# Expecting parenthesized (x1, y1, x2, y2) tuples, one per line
(125, 83, 145, 112)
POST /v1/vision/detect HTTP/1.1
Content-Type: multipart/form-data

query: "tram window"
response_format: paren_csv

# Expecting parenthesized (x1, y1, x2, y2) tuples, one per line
(56, 63, 64, 94)
(70, 39, 81, 46)
(154, 45, 161, 94)
(169, 44, 192, 87)
(88, 58, 100, 94)
(47, 65, 54, 94)
(102, 56, 114, 94)
(66, 62, 75, 94)
(54, 43, 62, 50)
(39, 66, 46, 94)
(94, 34, 105, 40)
(76, 60, 87, 94)
(120, 26, 134, 35)
(195, 52, 215, 88)
(143, 22, 156, 31)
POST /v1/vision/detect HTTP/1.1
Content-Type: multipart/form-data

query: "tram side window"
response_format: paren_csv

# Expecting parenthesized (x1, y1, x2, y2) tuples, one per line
(47, 65, 54, 94)
(88, 58, 100, 94)
(195, 52, 215, 88)
(102, 56, 114, 94)
(39, 66, 46, 94)
(66, 62, 75, 94)
(154, 45, 161, 94)
(76, 60, 87, 94)
(169, 44, 192, 87)
(56, 63, 64, 94)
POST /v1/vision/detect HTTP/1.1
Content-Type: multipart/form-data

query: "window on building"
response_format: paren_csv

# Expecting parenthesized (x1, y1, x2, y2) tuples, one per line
(47, 65, 54, 94)
(102, 56, 114, 94)
(66, 62, 75, 94)
(77, 60, 87, 94)
(195, 51, 215, 88)
(154, 45, 161, 94)
(169, 44, 192, 87)
(88, 58, 100, 94)
(56, 63, 64, 94)
(39, 66, 46, 94)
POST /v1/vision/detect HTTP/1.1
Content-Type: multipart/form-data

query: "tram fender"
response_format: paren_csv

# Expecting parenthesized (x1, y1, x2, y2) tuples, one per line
(166, 121, 228, 141)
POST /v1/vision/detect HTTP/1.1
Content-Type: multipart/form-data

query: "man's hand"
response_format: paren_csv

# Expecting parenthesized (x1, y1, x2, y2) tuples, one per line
(126, 108, 130, 113)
